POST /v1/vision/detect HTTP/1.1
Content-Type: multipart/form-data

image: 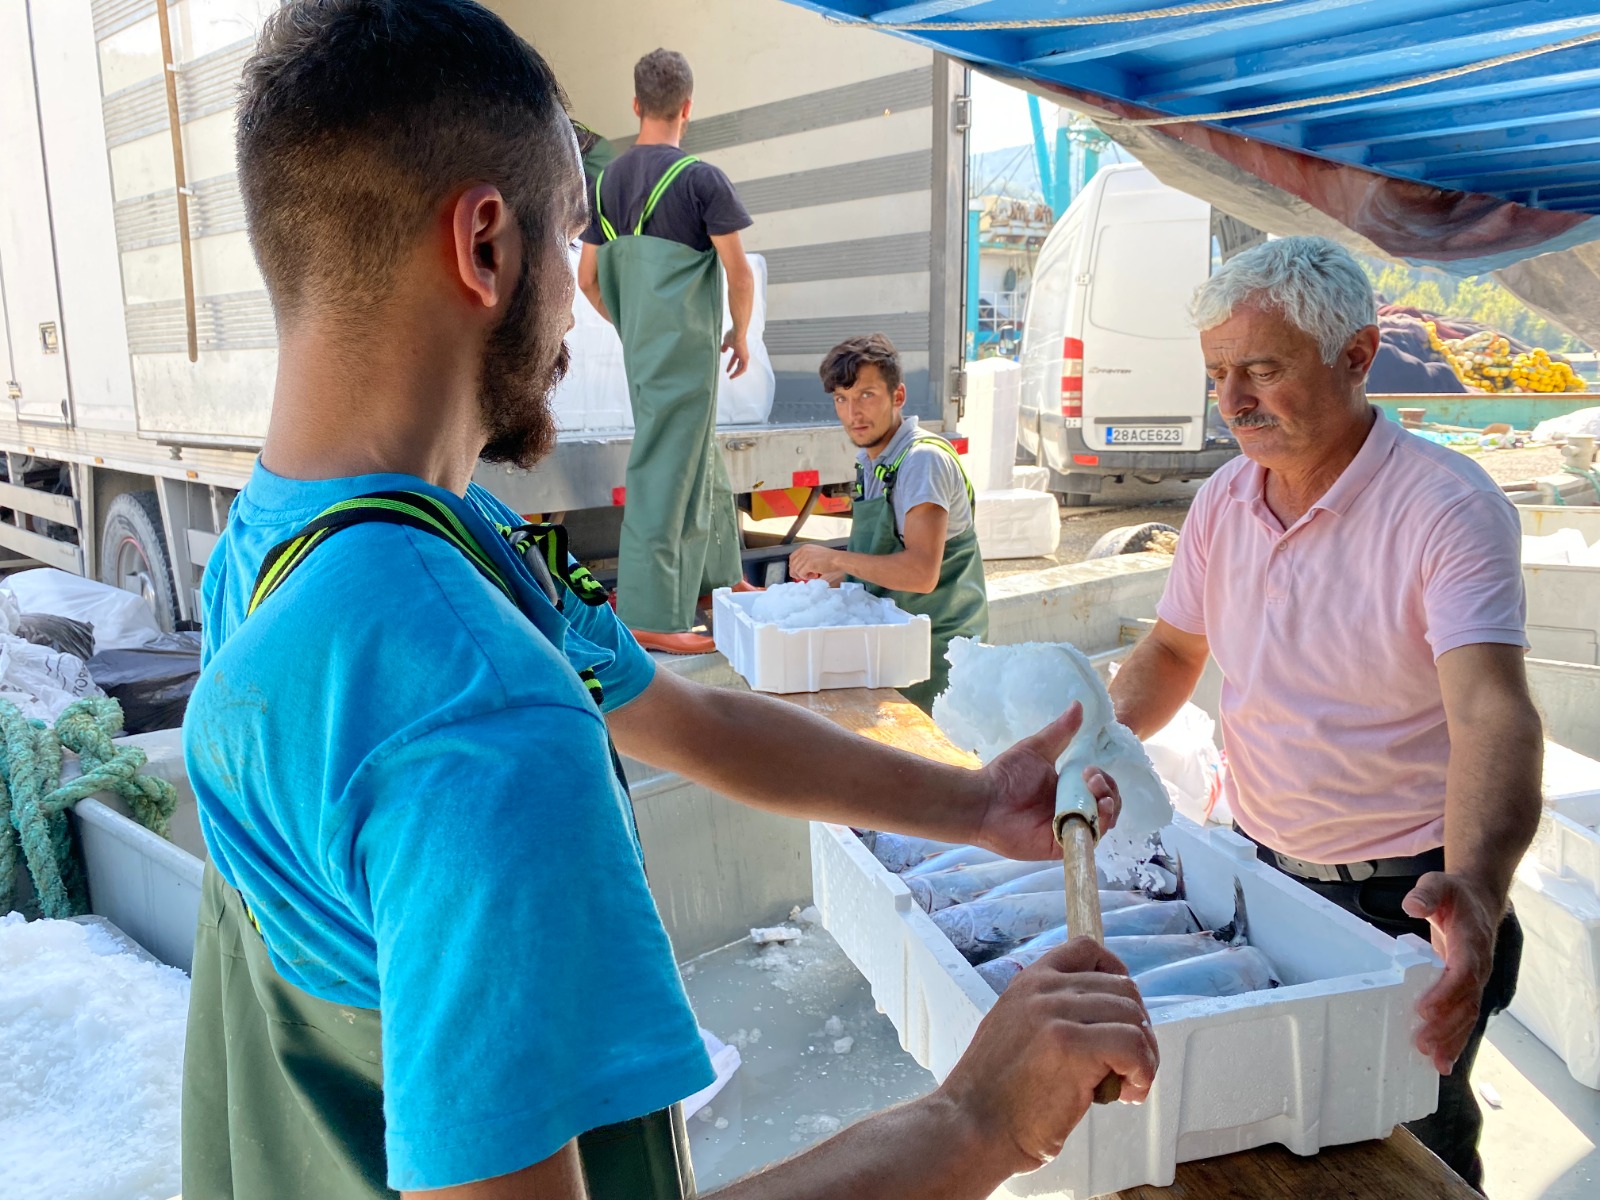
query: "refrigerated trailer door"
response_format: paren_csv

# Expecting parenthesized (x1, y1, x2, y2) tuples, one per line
(0, 0, 72, 427)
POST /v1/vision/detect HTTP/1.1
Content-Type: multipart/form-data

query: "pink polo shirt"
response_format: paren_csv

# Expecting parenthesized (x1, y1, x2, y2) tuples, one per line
(1157, 409, 1527, 864)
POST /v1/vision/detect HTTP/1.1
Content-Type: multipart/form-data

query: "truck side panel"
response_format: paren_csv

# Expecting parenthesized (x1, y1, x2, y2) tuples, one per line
(33, 0, 139, 433)
(495, 0, 953, 422)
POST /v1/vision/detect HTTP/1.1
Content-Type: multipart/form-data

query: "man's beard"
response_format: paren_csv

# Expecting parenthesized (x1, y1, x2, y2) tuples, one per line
(478, 239, 567, 470)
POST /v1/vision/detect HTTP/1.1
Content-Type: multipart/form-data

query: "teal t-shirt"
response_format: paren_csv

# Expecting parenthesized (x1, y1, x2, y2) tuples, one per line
(183, 463, 712, 1191)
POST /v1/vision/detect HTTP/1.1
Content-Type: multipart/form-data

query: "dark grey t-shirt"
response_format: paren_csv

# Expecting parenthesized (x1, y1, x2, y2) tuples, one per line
(581, 143, 752, 252)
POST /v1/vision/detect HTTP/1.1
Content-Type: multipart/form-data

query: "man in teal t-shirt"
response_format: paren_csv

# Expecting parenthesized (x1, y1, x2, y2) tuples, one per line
(181, 5, 1157, 1199)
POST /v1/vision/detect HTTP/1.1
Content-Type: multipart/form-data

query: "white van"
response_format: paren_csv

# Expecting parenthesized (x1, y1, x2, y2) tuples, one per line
(1019, 164, 1238, 503)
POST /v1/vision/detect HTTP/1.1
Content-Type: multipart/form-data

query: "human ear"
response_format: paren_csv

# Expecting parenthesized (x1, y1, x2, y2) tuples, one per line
(451, 184, 515, 311)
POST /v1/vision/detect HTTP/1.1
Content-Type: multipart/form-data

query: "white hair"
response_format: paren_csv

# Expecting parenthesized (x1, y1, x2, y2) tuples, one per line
(1192, 235, 1377, 365)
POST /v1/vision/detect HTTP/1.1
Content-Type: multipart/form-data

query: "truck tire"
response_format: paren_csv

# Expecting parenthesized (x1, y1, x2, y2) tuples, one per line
(100, 491, 179, 632)
(1087, 521, 1179, 559)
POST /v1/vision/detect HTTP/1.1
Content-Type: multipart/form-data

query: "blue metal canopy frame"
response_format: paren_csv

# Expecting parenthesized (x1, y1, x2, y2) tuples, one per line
(785, 2, 1600, 217)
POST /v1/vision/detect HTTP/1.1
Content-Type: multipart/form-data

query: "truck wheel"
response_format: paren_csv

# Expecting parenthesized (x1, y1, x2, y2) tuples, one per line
(1058, 491, 1094, 508)
(1087, 522, 1179, 559)
(100, 491, 179, 631)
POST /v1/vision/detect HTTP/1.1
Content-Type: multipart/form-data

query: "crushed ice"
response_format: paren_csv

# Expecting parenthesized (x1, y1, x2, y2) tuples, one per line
(747, 581, 908, 630)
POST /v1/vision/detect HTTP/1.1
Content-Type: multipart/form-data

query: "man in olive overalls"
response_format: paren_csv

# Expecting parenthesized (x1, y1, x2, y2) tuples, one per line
(789, 335, 989, 711)
(578, 49, 755, 655)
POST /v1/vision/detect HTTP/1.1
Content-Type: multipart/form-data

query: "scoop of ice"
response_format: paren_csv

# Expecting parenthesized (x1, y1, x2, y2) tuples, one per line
(747, 580, 906, 630)
(0, 913, 189, 1200)
(933, 638, 1173, 868)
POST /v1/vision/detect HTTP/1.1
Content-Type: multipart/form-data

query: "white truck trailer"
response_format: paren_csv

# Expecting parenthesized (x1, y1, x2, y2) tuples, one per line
(0, 0, 970, 626)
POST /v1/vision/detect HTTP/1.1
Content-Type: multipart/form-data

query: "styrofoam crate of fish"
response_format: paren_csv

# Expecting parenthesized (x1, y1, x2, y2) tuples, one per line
(1508, 855, 1600, 1089)
(711, 584, 931, 694)
(811, 816, 1443, 1199)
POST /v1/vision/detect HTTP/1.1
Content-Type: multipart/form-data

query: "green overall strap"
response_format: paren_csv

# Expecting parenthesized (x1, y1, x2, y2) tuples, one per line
(249, 491, 608, 707)
(594, 156, 699, 242)
(635, 155, 698, 235)
(854, 435, 976, 546)
(594, 166, 619, 242)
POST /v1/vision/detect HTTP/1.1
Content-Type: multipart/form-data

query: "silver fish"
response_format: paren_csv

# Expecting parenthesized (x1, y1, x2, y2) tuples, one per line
(933, 892, 1068, 963)
(1135, 945, 1280, 1000)
(1100, 900, 1201, 938)
(861, 832, 963, 874)
(977, 922, 1226, 996)
(903, 845, 1002, 878)
(975, 924, 1070, 993)
(1104, 932, 1229, 977)
(905, 859, 1059, 913)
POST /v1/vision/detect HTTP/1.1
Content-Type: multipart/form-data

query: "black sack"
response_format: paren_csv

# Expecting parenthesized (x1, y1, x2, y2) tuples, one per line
(87, 631, 202, 734)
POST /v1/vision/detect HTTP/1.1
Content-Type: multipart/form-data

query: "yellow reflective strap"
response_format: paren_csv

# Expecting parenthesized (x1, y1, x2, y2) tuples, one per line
(319, 496, 508, 597)
(635, 155, 698, 235)
(594, 167, 618, 242)
(249, 527, 332, 614)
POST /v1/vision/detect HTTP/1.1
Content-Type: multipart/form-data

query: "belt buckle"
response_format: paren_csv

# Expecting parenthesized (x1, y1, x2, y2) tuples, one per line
(1343, 860, 1377, 883)
(1278, 853, 1341, 883)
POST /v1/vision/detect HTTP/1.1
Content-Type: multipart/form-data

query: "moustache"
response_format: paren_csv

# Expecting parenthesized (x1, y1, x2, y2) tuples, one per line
(1227, 412, 1279, 430)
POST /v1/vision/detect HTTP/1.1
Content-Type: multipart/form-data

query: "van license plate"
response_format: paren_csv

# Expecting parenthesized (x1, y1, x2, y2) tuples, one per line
(1104, 426, 1183, 446)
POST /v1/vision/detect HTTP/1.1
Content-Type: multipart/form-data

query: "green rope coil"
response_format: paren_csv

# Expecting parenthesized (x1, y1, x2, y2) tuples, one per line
(1560, 463, 1600, 504)
(0, 696, 177, 920)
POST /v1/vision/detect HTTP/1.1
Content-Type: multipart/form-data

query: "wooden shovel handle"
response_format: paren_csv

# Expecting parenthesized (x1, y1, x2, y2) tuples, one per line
(1059, 816, 1123, 1105)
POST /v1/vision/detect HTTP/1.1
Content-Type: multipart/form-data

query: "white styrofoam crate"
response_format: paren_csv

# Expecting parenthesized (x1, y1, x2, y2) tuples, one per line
(975, 488, 1061, 561)
(68, 730, 207, 974)
(1508, 860, 1600, 1089)
(812, 817, 1442, 1198)
(1524, 560, 1600, 665)
(711, 585, 931, 694)
(1533, 740, 1600, 895)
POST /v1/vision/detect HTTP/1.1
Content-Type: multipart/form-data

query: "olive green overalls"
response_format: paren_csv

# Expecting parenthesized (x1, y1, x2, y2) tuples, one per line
(595, 154, 742, 633)
(848, 435, 989, 711)
(182, 491, 696, 1200)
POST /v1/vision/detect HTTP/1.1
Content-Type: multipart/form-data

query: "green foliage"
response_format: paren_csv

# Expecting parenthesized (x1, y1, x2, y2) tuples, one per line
(1361, 258, 1593, 353)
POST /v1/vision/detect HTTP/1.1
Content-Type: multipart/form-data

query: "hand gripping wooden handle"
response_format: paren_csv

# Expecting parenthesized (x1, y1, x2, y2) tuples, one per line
(1056, 813, 1122, 1105)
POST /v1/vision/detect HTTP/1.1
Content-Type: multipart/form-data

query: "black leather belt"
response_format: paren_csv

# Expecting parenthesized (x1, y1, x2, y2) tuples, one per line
(1233, 825, 1445, 884)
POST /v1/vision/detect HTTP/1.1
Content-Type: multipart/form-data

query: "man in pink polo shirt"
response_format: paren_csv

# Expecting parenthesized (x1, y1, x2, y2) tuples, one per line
(1110, 236, 1542, 1189)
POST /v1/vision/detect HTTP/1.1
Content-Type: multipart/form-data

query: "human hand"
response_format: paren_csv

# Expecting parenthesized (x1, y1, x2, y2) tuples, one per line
(722, 331, 749, 379)
(937, 938, 1157, 1173)
(1402, 871, 1501, 1074)
(787, 543, 842, 583)
(975, 702, 1122, 862)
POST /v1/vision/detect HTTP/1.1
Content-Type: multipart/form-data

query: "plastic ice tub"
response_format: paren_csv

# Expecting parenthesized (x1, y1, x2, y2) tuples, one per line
(811, 816, 1442, 1198)
(68, 730, 207, 973)
(1509, 858, 1600, 1089)
(712, 585, 931, 694)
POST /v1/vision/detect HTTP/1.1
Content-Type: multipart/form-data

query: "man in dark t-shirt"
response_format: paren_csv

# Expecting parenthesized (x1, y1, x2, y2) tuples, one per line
(578, 49, 756, 653)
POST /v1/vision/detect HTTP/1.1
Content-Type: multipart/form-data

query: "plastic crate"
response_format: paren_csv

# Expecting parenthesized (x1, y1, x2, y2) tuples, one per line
(974, 489, 1061, 561)
(1508, 860, 1600, 1089)
(67, 730, 207, 973)
(711, 585, 931, 694)
(811, 816, 1442, 1198)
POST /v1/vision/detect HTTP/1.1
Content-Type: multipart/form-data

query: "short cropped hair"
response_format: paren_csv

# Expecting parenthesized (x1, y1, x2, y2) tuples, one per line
(634, 49, 694, 120)
(237, 0, 570, 323)
(1191, 236, 1377, 365)
(820, 334, 903, 395)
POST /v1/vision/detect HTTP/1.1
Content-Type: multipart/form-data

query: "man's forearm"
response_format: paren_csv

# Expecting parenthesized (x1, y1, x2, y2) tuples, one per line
(1444, 704, 1543, 908)
(831, 547, 938, 594)
(580, 281, 612, 325)
(712, 1093, 1012, 1200)
(1107, 627, 1206, 739)
(728, 270, 754, 341)
(610, 673, 990, 844)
